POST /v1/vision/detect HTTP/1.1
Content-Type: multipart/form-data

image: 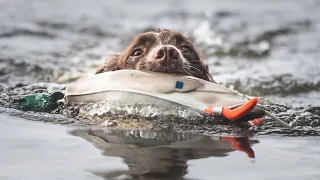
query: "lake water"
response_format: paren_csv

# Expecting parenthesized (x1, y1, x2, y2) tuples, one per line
(1, 0, 320, 179)
(1, 113, 320, 180)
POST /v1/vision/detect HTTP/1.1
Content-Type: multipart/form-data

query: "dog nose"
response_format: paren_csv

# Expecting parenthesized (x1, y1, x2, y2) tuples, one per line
(153, 46, 180, 61)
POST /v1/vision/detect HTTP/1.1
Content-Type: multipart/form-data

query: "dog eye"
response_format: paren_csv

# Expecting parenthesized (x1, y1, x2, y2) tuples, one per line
(131, 49, 143, 56)
(181, 46, 192, 54)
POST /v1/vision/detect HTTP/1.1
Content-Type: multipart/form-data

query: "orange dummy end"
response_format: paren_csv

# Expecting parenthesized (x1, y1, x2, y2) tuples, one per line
(205, 97, 259, 121)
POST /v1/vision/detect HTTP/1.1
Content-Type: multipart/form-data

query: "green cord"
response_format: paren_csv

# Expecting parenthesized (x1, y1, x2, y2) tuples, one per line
(12, 91, 64, 112)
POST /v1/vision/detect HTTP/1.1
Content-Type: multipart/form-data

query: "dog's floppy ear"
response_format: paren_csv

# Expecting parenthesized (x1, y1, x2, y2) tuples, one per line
(95, 54, 120, 74)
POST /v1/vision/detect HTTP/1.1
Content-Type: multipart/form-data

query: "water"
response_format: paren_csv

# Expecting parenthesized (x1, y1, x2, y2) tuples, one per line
(1, 114, 320, 180)
(1, 0, 320, 179)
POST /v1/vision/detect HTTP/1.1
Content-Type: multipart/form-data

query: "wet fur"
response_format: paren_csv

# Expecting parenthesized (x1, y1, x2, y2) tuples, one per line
(96, 29, 213, 82)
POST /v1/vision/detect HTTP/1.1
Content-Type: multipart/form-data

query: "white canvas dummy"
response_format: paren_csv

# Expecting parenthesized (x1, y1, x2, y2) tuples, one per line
(65, 70, 292, 128)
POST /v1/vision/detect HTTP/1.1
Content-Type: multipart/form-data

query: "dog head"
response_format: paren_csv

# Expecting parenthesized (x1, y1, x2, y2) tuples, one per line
(96, 29, 212, 81)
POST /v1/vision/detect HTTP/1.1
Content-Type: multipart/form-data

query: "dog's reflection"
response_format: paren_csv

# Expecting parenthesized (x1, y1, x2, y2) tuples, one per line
(70, 129, 258, 180)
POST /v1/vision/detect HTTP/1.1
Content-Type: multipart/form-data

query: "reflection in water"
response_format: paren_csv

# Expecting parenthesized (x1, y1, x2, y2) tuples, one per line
(70, 129, 258, 180)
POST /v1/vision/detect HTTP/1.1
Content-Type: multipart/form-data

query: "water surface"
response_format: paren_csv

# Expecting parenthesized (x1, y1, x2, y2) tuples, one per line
(1, 114, 319, 180)
(1, 0, 320, 179)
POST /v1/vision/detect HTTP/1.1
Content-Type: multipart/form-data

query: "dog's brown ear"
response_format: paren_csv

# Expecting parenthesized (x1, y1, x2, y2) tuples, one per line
(95, 54, 120, 74)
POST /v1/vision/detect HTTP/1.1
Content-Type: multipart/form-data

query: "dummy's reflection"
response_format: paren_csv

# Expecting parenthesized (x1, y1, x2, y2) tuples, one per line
(70, 129, 258, 180)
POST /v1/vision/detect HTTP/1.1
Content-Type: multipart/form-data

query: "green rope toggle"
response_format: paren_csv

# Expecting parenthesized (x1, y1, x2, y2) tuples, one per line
(12, 92, 65, 112)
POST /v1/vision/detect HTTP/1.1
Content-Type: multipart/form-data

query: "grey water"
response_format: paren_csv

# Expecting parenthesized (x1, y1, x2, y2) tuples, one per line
(1, 113, 320, 180)
(1, 0, 320, 179)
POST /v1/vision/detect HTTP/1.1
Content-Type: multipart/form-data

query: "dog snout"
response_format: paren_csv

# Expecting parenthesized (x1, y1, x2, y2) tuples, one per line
(153, 46, 180, 62)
